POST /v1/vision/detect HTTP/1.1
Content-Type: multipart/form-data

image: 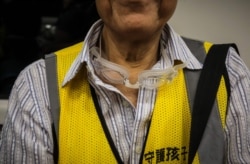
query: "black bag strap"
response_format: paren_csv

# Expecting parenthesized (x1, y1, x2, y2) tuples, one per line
(188, 43, 238, 164)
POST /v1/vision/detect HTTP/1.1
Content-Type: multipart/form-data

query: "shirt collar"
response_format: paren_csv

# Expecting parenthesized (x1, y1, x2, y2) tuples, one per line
(62, 20, 202, 86)
(62, 20, 103, 86)
(161, 25, 202, 69)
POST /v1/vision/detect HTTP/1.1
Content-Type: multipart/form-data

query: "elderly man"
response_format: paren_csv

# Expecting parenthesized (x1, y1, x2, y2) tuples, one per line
(1, 0, 250, 163)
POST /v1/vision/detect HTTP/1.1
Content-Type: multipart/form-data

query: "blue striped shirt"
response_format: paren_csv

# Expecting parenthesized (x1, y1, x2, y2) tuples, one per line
(0, 20, 250, 164)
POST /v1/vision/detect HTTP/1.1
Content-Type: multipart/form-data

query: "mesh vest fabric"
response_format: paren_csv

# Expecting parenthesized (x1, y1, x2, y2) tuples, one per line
(53, 41, 227, 164)
(55, 42, 118, 163)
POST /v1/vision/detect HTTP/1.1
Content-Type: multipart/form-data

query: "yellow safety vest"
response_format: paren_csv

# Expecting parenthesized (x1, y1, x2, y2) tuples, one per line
(50, 40, 227, 164)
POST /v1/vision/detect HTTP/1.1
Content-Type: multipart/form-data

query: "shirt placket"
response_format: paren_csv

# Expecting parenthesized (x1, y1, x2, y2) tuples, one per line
(130, 88, 156, 164)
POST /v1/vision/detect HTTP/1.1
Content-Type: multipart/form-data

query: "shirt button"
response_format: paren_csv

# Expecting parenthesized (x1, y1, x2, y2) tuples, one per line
(123, 100, 130, 108)
(136, 145, 142, 154)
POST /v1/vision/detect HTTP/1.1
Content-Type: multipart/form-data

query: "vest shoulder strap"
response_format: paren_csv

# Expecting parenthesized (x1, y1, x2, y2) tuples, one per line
(183, 37, 239, 164)
(44, 41, 84, 163)
(45, 53, 60, 163)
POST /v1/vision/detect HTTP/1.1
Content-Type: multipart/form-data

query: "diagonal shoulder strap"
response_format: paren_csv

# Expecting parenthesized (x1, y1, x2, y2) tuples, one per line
(188, 43, 238, 164)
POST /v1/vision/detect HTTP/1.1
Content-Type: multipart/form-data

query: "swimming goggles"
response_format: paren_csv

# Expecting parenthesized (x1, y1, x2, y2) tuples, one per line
(90, 47, 186, 89)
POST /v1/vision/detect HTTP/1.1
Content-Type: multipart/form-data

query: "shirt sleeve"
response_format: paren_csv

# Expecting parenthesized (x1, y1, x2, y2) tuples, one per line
(225, 47, 250, 163)
(0, 60, 54, 164)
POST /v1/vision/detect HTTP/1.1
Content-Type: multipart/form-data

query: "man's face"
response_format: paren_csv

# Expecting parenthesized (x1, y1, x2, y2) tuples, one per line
(95, 0, 177, 39)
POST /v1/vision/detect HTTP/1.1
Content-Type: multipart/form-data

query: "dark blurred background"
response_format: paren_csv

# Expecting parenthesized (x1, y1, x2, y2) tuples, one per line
(0, 0, 100, 98)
